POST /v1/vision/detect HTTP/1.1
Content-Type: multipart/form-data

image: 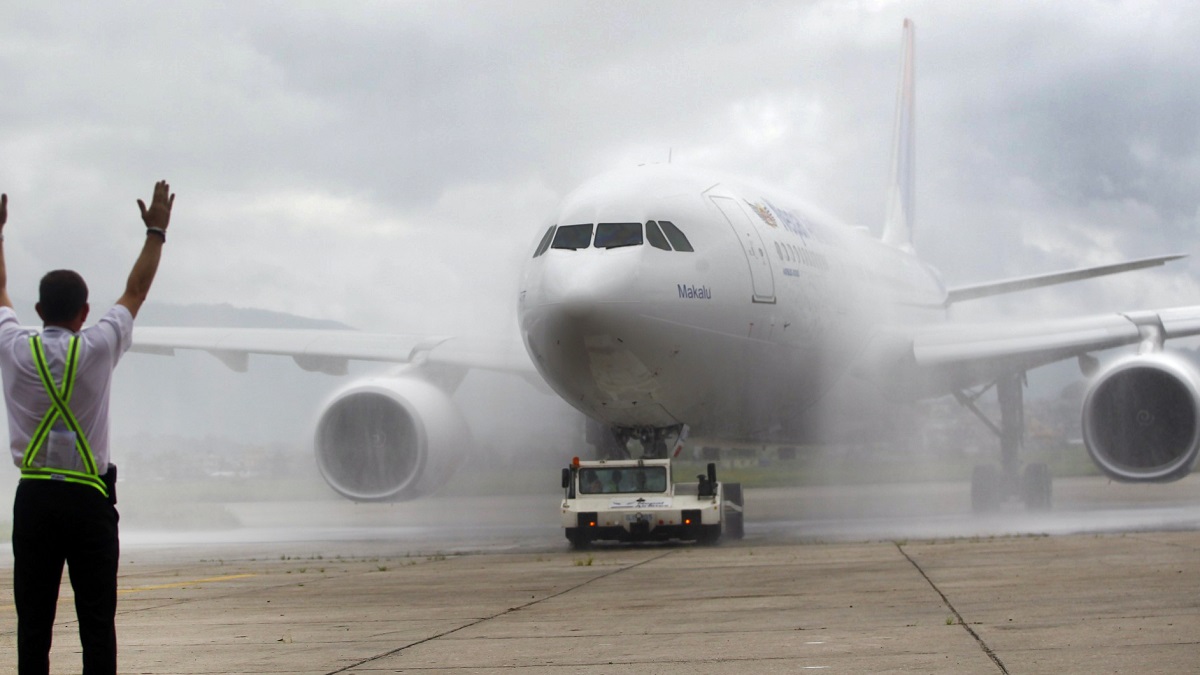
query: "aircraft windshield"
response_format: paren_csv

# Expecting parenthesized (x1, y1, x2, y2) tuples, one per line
(552, 224, 593, 250)
(645, 221, 671, 250)
(532, 225, 556, 257)
(657, 220, 694, 252)
(595, 222, 643, 249)
(578, 466, 667, 494)
(536, 221, 694, 254)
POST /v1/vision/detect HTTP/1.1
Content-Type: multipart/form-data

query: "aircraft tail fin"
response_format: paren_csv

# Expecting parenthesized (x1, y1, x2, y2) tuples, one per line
(882, 18, 916, 252)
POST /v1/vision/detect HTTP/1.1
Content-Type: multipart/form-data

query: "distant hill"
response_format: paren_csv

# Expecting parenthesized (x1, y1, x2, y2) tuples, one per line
(135, 302, 353, 330)
(6, 298, 353, 331)
(103, 301, 368, 447)
(108, 302, 577, 461)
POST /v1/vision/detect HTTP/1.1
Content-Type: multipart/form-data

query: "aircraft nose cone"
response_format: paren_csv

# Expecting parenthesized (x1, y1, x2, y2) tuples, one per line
(552, 278, 598, 319)
(519, 252, 642, 378)
(537, 253, 633, 320)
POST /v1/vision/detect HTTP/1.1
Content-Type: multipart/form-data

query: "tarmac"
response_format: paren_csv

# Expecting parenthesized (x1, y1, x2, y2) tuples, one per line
(0, 474, 1197, 674)
(0, 528, 1196, 673)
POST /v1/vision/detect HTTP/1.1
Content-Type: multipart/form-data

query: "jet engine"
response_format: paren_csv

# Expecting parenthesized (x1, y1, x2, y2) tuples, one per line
(1081, 353, 1200, 483)
(314, 376, 470, 501)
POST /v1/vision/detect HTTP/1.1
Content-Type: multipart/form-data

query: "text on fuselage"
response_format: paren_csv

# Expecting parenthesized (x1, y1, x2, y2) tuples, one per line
(677, 284, 712, 299)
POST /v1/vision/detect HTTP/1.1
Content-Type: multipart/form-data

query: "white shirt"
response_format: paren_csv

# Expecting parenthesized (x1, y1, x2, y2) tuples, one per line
(0, 305, 133, 472)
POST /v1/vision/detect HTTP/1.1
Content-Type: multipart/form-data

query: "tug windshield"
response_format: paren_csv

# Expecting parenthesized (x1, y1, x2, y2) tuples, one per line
(578, 467, 668, 494)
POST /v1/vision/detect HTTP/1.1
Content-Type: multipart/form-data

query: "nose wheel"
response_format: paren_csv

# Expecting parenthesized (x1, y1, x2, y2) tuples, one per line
(586, 420, 685, 460)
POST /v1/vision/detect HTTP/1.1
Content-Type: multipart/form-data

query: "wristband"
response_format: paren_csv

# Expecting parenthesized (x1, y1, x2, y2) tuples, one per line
(146, 227, 166, 242)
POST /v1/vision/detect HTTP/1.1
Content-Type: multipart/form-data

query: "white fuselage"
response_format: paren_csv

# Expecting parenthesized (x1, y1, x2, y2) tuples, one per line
(518, 164, 949, 444)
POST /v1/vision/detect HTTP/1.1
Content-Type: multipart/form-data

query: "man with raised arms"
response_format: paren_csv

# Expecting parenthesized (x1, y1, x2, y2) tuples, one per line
(0, 181, 175, 675)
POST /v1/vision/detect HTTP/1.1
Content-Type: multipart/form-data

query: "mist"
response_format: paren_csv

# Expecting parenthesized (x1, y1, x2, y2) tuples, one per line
(3, 3, 1199, 331)
(0, 4, 1198, 547)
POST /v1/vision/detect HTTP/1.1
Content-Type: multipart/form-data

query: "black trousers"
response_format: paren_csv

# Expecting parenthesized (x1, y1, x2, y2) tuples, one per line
(12, 479, 119, 675)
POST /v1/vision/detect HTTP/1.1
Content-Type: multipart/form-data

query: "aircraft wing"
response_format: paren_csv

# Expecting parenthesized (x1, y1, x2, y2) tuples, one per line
(909, 305, 1200, 388)
(130, 326, 537, 378)
(943, 254, 1185, 305)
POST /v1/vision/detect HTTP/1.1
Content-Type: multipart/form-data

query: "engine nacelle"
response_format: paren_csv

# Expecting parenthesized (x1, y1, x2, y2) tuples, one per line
(1081, 353, 1200, 483)
(314, 376, 470, 501)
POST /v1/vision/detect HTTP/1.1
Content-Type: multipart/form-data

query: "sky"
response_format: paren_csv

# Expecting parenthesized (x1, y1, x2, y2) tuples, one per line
(1, 0, 1199, 337)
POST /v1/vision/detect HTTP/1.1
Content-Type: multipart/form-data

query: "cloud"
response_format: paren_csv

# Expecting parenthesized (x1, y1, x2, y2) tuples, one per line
(0, 1, 1197, 331)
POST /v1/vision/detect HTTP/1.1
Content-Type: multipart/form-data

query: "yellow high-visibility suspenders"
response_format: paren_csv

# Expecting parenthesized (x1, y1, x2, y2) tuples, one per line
(20, 335, 108, 497)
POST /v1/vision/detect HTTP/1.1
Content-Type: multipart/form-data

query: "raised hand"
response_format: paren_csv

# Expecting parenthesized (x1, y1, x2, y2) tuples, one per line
(137, 180, 174, 231)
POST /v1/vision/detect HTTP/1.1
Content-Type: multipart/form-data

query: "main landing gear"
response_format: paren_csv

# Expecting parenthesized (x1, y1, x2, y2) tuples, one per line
(955, 372, 1052, 512)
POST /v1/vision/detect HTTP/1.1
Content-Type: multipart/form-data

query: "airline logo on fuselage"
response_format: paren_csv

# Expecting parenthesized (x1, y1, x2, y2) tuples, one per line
(748, 199, 820, 242)
(747, 202, 778, 228)
(766, 199, 813, 239)
(677, 284, 712, 299)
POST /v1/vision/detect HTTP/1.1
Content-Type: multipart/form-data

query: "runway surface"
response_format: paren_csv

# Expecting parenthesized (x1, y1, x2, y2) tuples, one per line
(0, 475, 1195, 673)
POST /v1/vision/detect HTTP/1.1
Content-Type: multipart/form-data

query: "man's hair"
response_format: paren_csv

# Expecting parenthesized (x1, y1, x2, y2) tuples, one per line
(38, 270, 89, 323)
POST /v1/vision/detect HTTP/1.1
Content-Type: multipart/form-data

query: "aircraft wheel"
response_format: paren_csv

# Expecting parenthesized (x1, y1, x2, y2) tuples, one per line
(971, 465, 1002, 513)
(1021, 463, 1052, 511)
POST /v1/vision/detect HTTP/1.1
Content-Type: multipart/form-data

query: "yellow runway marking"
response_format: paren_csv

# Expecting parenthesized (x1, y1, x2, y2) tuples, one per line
(0, 574, 258, 612)
(119, 573, 257, 594)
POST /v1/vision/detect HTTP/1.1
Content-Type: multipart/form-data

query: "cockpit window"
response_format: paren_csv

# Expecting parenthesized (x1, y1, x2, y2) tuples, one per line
(533, 225, 556, 258)
(594, 222, 643, 249)
(645, 221, 671, 250)
(551, 223, 593, 250)
(658, 220, 694, 252)
(542, 221, 691, 253)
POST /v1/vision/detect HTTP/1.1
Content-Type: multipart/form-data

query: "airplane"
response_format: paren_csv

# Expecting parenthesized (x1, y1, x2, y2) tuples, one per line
(132, 19, 1200, 511)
